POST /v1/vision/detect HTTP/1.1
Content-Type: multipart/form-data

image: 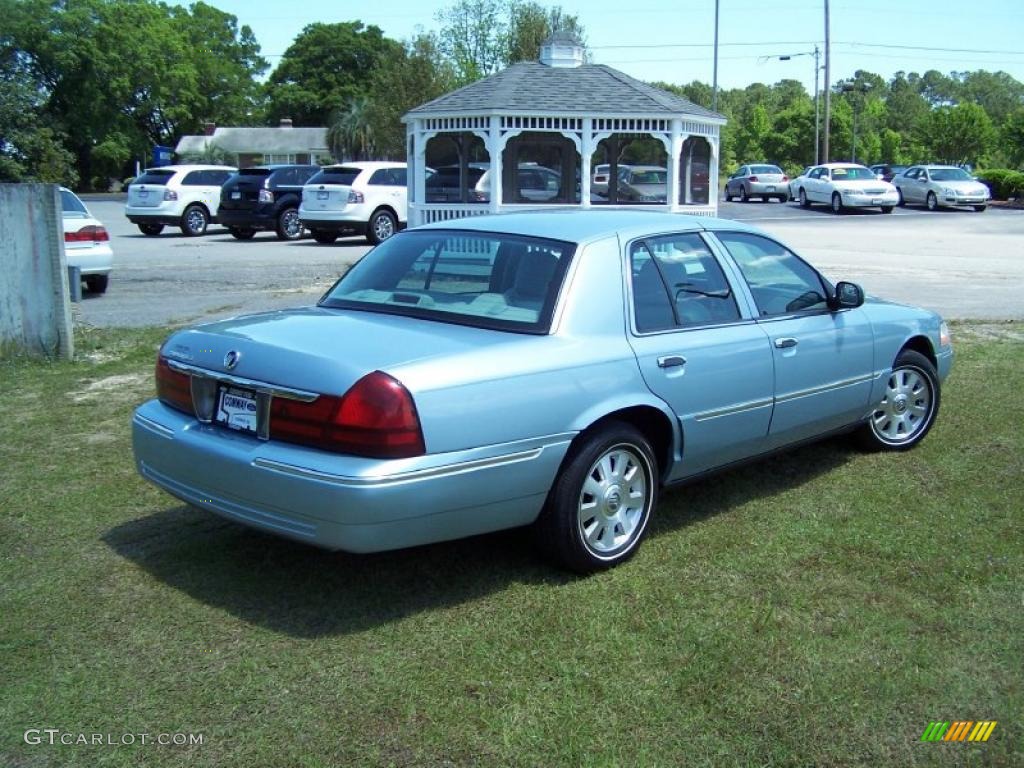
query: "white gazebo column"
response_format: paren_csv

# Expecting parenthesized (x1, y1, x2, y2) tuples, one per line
(667, 119, 683, 212)
(411, 123, 433, 226)
(709, 135, 720, 213)
(488, 117, 502, 213)
(580, 118, 594, 208)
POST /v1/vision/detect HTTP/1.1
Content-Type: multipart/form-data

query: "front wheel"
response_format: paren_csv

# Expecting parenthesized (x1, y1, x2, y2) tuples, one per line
(799, 188, 810, 208)
(367, 209, 397, 245)
(831, 192, 843, 214)
(275, 208, 302, 240)
(926, 191, 938, 211)
(880, 205, 894, 214)
(138, 222, 164, 236)
(311, 229, 337, 244)
(84, 274, 109, 294)
(534, 422, 658, 573)
(897, 188, 905, 207)
(180, 205, 208, 236)
(229, 227, 256, 240)
(723, 187, 732, 202)
(856, 349, 940, 452)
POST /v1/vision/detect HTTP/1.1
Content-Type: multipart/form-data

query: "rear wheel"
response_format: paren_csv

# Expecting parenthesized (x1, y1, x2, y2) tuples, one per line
(84, 274, 108, 294)
(534, 421, 658, 573)
(740, 186, 750, 202)
(856, 350, 940, 452)
(275, 207, 302, 240)
(180, 205, 208, 236)
(367, 208, 397, 245)
(973, 205, 987, 212)
(799, 188, 810, 208)
(880, 205, 894, 214)
(723, 187, 732, 202)
(778, 193, 790, 203)
(831, 192, 843, 214)
(138, 222, 163, 236)
(311, 230, 337, 244)
(926, 191, 938, 211)
(229, 227, 256, 240)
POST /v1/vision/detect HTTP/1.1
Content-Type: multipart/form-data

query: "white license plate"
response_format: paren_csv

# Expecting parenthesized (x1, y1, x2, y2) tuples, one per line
(216, 386, 258, 434)
(766, 185, 776, 192)
(231, 191, 241, 199)
(138, 189, 148, 198)
(317, 190, 329, 200)
(871, 198, 882, 205)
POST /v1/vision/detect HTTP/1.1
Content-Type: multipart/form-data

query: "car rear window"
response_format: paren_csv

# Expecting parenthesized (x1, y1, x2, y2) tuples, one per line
(134, 170, 175, 185)
(751, 165, 783, 174)
(320, 230, 575, 333)
(307, 167, 362, 186)
(60, 190, 88, 216)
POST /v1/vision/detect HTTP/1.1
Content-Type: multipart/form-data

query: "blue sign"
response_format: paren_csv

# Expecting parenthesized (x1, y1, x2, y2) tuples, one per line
(152, 146, 173, 167)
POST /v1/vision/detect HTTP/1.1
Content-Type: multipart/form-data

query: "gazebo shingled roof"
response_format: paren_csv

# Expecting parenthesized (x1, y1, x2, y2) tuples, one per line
(406, 62, 725, 120)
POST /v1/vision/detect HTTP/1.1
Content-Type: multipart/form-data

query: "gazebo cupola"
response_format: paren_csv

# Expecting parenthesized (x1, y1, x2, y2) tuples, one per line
(403, 34, 726, 226)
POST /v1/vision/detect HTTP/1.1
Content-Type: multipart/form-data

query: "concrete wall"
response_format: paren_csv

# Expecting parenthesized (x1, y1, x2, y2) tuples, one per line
(0, 184, 74, 358)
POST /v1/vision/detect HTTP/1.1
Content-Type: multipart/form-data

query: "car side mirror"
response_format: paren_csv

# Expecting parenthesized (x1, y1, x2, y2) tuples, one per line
(831, 281, 864, 310)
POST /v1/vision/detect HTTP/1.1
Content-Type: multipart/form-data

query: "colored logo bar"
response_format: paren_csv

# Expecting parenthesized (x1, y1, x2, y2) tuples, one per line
(921, 721, 997, 742)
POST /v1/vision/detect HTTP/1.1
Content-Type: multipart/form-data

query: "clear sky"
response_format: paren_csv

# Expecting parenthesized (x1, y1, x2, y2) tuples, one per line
(192, 0, 1024, 96)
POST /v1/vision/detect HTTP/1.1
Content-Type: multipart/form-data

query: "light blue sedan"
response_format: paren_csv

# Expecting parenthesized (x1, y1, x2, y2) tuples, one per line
(133, 211, 953, 572)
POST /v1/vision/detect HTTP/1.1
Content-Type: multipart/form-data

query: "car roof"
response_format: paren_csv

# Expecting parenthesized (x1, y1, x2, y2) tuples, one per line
(415, 209, 759, 245)
(141, 164, 236, 172)
(820, 162, 870, 169)
(320, 161, 406, 171)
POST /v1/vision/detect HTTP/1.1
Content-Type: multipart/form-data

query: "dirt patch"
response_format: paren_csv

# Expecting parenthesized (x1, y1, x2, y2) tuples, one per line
(71, 372, 150, 404)
(951, 320, 1023, 342)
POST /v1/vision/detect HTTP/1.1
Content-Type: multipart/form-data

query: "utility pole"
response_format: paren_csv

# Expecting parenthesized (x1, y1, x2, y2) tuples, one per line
(823, 0, 831, 162)
(712, 0, 720, 111)
(813, 45, 821, 165)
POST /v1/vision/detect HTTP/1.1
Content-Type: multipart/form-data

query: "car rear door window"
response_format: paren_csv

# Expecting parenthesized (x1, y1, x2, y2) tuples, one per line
(134, 170, 175, 185)
(716, 232, 829, 317)
(369, 168, 404, 186)
(182, 171, 208, 186)
(630, 233, 741, 332)
(308, 167, 362, 186)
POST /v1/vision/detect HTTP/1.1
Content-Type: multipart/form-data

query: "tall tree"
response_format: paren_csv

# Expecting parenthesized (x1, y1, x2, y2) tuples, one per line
(919, 102, 996, 166)
(505, 2, 586, 64)
(266, 22, 400, 127)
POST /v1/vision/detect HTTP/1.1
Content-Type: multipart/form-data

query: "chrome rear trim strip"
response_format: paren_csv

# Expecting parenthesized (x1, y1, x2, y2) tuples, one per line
(694, 398, 774, 422)
(775, 374, 874, 404)
(166, 359, 319, 402)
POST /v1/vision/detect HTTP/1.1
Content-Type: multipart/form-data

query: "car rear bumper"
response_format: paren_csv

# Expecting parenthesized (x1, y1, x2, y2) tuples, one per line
(747, 182, 787, 195)
(218, 205, 279, 230)
(65, 244, 113, 275)
(132, 399, 571, 553)
(840, 191, 900, 207)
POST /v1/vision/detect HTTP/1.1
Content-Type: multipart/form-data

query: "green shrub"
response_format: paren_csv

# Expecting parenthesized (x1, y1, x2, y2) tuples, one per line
(975, 168, 1024, 200)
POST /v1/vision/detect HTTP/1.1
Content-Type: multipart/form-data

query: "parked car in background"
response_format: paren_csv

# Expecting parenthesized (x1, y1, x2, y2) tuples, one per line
(617, 166, 668, 202)
(793, 163, 899, 213)
(61, 188, 112, 294)
(592, 163, 630, 196)
(869, 163, 909, 183)
(125, 165, 236, 236)
(788, 166, 813, 200)
(299, 162, 409, 245)
(425, 164, 488, 203)
(132, 210, 952, 573)
(724, 164, 789, 202)
(892, 165, 990, 212)
(218, 165, 320, 241)
(425, 163, 565, 204)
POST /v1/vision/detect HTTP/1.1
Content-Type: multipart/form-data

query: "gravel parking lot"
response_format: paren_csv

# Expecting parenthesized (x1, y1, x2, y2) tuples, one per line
(78, 196, 1024, 328)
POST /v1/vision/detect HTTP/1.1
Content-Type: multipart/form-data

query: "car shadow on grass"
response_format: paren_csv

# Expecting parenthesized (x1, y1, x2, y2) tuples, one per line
(103, 437, 856, 638)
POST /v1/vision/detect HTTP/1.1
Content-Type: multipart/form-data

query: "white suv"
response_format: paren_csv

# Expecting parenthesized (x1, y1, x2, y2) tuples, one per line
(125, 164, 237, 236)
(299, 162, 408, 245)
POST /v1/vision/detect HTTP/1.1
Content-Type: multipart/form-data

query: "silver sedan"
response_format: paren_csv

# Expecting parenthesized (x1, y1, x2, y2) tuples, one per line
(893, 166, 990, 212)
(724, 164, 789, 203)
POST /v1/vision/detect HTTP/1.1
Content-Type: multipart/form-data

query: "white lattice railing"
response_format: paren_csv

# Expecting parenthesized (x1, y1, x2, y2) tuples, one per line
(411, 202, 718, 227)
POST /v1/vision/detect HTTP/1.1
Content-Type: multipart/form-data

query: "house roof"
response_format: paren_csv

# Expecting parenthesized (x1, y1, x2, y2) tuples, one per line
(175, 127, 329, 156)
(404, 62, 725, 121)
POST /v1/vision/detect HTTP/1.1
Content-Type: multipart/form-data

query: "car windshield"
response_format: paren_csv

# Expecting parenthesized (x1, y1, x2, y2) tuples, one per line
(929, 168, 972, 181)
(134, 170, 175, 185)
(308, 167, 361, 186)
(751, 165, 783, 174)
(320, 230, 575, 333)
(629, 170, 667, 184)
(60, 190, 89, 217)
(829, 166, 877, 181)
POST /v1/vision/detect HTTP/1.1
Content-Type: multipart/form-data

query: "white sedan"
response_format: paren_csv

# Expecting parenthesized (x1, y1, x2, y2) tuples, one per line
(792, 163, 899, 214)
(61, 188, 113, 294)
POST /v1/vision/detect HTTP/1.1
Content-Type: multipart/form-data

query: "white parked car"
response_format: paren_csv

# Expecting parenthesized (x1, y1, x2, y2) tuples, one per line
(61, 188, 112, 294)
(892, 165, 990, 212)
(299, 162, 409, 245)
(125, 164, 237, 236)
(792, 163, 899, 214)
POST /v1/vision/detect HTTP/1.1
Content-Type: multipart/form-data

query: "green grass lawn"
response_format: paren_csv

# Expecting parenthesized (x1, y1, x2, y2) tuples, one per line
(1, 323, 1021, 767)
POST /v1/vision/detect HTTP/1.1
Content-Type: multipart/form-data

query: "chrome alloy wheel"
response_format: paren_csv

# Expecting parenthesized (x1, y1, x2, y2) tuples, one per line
(577, 445, 650, 556)
(184, 207, 207, 234)
(372, 212, 395, 241)
(870, 366, 935, 445)
(281, 208, 301, 238)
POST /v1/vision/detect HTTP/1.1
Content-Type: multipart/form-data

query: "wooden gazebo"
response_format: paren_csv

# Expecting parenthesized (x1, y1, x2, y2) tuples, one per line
(403, 33, 726, 226)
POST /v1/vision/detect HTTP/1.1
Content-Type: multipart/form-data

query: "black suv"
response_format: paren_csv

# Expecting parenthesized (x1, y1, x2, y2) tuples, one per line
(219, 165, 320, 240)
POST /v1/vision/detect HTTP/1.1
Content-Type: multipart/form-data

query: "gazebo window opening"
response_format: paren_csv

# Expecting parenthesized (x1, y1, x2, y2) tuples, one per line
(680, 136, 711, 205)
(501, 132, 579, 204)
(592, 134, 668, 205)
(424, 133, 488, 203)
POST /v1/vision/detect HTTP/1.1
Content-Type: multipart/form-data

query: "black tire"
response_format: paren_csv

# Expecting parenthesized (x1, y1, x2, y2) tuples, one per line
(229, 227, 256, 240)
(740, 186, 750, 202)
(367, 208, 398, 245)
(973, 205, 987, 212)
(856, 349, 940, 452)
(534, 421, 658, 573)
(275, 207, 302, 241)
(778, 193, 790, 203)
(138, 222, 164, 236)
(926, 191, 938, 211)
(831, 192, 843, 214)
(897, 187, 905, 207)
(880, 205, 894, 214)
(311, 230, 337, 244)
(180, 205, 208, 236)
(723, 186, 732, 202)
(799, 188, 810, 208)
(84, 274, 108, 294)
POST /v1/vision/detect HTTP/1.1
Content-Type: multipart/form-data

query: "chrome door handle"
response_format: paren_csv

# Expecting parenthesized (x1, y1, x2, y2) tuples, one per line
(774, 337, 798, 349)
(657, 355, 687, 368)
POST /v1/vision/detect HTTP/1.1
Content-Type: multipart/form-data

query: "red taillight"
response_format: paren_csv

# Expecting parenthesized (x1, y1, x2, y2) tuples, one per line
(782, 175, 789, 182)
(270, 371, 425, 458)
(64, 225, 109, 243)
(748, 175, 759, 182)
(155, 355, 194, 415)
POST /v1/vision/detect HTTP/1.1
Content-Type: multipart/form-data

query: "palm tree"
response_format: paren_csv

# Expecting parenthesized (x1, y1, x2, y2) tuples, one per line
(327, 96, 375, 161)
